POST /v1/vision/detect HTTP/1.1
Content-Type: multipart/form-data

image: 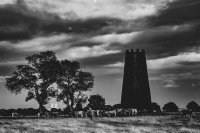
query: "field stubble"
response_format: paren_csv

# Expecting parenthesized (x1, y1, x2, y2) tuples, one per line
(0, 115, 200, 133)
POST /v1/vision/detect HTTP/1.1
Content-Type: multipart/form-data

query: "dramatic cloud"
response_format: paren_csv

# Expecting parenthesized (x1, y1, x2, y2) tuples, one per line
(1, 0, 200, 108)
(0, 0, 168, 43)
(148, 0, 200, 27)
(24, 0, 160, 19)
(0, 0, 127, 42)
(115, 0, 200, 61)
(1, 0, 200, 76)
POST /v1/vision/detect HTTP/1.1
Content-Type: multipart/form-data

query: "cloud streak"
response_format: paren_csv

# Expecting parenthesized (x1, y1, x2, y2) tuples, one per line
(59, 43, 121, 60)
(163, 79, 179, 88)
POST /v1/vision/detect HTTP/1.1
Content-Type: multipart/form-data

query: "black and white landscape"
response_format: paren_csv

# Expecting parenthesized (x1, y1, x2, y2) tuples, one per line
(1, 0, 200, 132)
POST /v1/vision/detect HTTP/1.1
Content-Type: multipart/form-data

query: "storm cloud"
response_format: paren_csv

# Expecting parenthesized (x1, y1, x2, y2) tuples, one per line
(0, 0, 129, 42)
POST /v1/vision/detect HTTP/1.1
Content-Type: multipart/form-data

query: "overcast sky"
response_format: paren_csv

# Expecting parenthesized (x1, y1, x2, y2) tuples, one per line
(1, 0, 200, 109)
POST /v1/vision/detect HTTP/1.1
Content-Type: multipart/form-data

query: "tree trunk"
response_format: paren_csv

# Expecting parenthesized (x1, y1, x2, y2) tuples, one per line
(39, 104, 43, 117)
(66, 94, 70, 107)
(70, 95, 75, 109)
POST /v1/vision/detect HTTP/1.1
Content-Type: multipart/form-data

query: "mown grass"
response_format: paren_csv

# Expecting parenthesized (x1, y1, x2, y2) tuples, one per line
(0, 115, 200, 133)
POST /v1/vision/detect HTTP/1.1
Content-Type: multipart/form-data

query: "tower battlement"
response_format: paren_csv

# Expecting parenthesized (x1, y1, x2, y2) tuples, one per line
(125, 49, 145, 54)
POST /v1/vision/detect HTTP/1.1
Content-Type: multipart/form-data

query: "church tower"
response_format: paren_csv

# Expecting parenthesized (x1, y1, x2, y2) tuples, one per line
(121, 49, 151, 110)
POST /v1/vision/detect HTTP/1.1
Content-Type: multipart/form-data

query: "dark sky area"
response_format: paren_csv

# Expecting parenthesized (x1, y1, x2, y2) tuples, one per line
(1, 0, 200, 109)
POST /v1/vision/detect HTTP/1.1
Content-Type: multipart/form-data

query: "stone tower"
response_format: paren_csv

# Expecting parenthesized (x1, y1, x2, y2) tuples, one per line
(121, 49, 151, 110)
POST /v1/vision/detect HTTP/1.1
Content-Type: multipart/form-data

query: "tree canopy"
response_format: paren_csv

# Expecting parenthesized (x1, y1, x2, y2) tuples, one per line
(186, 101, 199, 111)
(5, 51, 60, 113)
(56, 60, 94, 110)
(163, 102, 179, 112)
(87, 94, 106, 110)
(5, 51, 95, 113)
(113, 104, 122, 109)
(151, 102, 161, 112)
(103, 105, 113, 111)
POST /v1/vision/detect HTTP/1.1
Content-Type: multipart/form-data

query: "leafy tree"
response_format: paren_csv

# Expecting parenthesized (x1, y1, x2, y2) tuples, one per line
(87, 94, 106, 110)
(57, 60, 94, 110)
(5, 51, 60, 114)
(163, 102, 178, 112)
(186, 101, 199, 111)
(151, 102, 161, 112)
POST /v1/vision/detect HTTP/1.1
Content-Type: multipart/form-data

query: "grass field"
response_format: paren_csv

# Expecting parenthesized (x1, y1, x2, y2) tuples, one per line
(1, 115, 200, 133)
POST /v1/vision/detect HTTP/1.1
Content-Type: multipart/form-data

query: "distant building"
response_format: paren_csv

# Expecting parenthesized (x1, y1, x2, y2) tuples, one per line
(51, 103, 58, 109)
(121, 49, 152, 110)
(51, 103, 54, 109)
(54, 103, 58, 109)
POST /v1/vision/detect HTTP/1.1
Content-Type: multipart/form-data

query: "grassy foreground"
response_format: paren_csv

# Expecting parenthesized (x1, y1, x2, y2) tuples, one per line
(1, 115, 200, 133)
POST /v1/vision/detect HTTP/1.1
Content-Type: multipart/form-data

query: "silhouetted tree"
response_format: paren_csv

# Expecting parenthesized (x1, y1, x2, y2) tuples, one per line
(0, 109, 2, 116)
(57, 60, 94, 110)
(151, 102, 161, 113)
(197, 106, 200, 112)
(163, 102, 178, 112)
(0, 109, 7, 116)
(113, 104, 122, 109)
(186, 101, 199, 111)
(16, 108, 24, 116)
(23, 108, 28, 116)
(87, 94, 105, 110)
(8, 109, 16, 116)
(103, 105, 113, 111)
(25, 108, 37, 116)
(5, 51, 60, 114)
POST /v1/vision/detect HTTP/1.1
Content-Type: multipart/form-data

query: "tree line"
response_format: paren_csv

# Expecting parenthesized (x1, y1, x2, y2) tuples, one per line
(5, 51, 94, 114)
(162, 101, 200, 112)
(1, 93, 200, 116)
(2, 51, 200, 116)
